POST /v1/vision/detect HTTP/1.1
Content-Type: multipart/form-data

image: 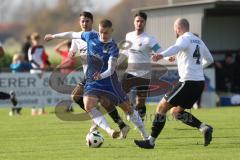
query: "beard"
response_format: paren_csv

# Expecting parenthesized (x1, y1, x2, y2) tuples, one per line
(176, 33, 180, 38)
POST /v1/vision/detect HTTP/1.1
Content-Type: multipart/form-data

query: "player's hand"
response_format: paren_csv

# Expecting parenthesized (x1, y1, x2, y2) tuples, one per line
(93, 72, 102, 80)
(44, 34, 54, 42)
(152, 54, 163, 62)
(168, 56, 176, 62)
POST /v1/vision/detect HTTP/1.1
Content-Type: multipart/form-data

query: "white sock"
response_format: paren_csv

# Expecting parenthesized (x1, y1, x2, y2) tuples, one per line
(89, 107, 111, 133)
(128, 109, 148, 138)
(148, 136, 156, 145)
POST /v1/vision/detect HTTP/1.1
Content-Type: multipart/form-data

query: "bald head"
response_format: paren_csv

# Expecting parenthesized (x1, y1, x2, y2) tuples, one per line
(174, 18, 190, 38)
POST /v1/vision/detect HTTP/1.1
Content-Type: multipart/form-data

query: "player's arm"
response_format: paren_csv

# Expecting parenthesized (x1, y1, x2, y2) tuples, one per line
(44, 32, 82, 42)
(152, 45, 180, 62)
(201, 42, 214, 68)
(68, 39, 78, 58)
(93, 56, 118, 80)
(149, 36, 163, 54)
(149, 39, 175, 62)
(150, 39, 163, 54)
(152, 36, 189, 62)
(54, 40, 69, 53)
(149, 36, 177, 62)
(93, 43, 119, 80)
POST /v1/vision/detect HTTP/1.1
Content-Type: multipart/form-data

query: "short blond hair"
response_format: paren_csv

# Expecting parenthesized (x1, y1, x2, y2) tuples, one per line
(31, 32, 40, 40)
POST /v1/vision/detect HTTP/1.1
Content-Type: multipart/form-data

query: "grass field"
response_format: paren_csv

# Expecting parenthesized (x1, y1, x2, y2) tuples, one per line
(0, 106, 240, 160)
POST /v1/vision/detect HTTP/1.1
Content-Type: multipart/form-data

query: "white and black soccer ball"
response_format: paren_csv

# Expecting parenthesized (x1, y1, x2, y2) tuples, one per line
(86, 131, 104, 148)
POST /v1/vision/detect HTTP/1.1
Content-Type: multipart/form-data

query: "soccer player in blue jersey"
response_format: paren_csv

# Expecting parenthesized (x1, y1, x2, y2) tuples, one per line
(45, 12, 130, 139)
(46, 19, 148, 139)
(75, 19, 148, 139)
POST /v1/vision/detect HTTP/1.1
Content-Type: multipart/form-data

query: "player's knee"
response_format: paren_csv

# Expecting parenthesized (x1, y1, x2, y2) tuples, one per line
(71, 91, 83, 102)
(119, 103, 132, 115)
(71, 94, 79, 102)
(156, 99, 171, 113)
(170, 108, 179, 119)
(171, 107, 185, 119)
(84, 105, 92, 113)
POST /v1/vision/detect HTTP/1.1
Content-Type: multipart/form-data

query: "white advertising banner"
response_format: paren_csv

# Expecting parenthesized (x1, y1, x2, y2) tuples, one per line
(0, 72, 84, 108)
(0, 68, 216, 108)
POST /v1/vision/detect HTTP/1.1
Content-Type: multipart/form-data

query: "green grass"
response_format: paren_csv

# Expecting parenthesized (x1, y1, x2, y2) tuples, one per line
(0, 106, 240, 160)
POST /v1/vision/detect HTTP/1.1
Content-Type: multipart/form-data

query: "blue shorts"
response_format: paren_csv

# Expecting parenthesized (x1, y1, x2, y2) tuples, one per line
(84, 80, 129, 105)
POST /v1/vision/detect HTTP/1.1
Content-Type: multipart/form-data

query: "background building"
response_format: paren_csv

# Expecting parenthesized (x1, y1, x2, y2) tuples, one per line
(133, 0, 240, 54)
(133, 0, 240, 107)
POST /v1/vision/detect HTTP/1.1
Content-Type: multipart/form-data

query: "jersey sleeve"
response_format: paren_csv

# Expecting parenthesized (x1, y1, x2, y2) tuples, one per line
(109, 43, 119, 59)
(69, 39, 78, 53)
(81, 32, 98, 42)
(149, 36, 162, 53)
(53, 32, 82, 39)
(175, 36, 190, 50)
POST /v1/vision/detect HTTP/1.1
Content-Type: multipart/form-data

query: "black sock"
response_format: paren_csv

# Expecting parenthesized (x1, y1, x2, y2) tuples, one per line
(151, 113, 166, 138)
(108, 108, 126, 129)
(135, 104, 146, 121)
(75, 97, 85, 111)
(176, 111, 202, 129)
(0, 92, 10, 99)
(16, 108, 22, 114)
(12, 108, 16, 113)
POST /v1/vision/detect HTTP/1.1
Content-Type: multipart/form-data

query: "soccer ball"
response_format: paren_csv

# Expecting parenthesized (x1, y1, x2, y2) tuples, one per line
(86, 131, 104, 148)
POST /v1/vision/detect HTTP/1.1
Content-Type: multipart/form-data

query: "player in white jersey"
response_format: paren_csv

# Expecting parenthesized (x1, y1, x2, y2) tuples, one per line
(134, 18, 214, 149)
(120, 12, 162, 121)
(45, 12, 130, 139)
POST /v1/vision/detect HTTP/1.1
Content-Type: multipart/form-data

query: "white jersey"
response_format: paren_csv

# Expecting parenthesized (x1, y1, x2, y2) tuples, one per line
(161, 32, 213, 82)
(54, 30, 97, 75)
(69, 31, 88, 74)
(123, 31, 162, 79)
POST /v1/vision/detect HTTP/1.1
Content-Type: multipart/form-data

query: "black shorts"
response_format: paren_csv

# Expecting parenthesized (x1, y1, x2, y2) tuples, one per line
(121, 73, 150, 97)
(164, 81, 204, 109)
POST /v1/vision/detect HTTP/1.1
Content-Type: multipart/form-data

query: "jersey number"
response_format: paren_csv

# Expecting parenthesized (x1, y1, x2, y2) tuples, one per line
(193, 45, 200, 64)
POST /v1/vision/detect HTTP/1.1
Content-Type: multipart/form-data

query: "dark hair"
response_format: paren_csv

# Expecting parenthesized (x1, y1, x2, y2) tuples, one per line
(134, 11, 147, 21)
(67, 41, 72, 48)
(99, 19, 112, 28)
(80, 11, 93, 21)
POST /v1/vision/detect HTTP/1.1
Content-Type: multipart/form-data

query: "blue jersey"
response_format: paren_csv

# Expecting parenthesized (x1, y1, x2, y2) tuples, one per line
(81, 31, 128, 104)
(81, 32, 119, 84)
